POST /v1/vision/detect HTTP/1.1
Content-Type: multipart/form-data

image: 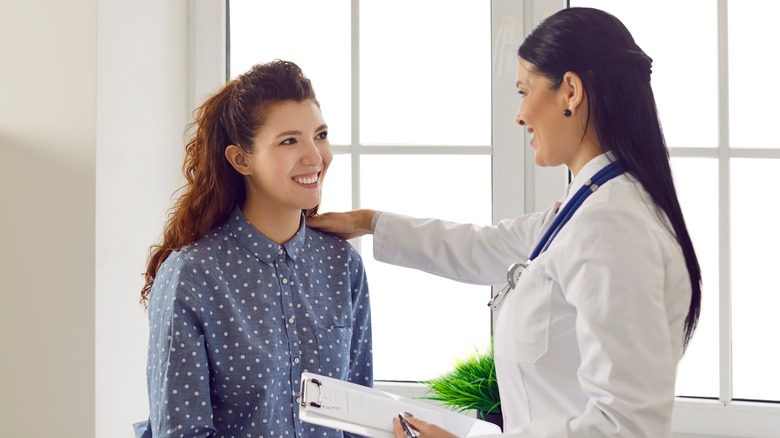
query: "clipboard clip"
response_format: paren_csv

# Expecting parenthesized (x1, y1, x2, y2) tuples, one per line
(301, 377, 323, 408)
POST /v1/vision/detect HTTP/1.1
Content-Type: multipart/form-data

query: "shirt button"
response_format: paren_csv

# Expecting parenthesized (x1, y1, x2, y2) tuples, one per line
(288, 316, 295, 324)
(282, 278, 288, 284)
(296, 397, 301, 404)
(293, 357, 300, 364)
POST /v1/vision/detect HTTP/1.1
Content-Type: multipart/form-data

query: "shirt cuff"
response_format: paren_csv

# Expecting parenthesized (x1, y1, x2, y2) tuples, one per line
(370, 211, 382, 233)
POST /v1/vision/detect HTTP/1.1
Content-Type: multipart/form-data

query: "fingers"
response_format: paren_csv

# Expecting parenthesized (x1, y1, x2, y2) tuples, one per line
(306, 212, 356, 239)
(402, 416, 460, 438)
(307, 210, 376, 240)
(393, 416, 410, 438)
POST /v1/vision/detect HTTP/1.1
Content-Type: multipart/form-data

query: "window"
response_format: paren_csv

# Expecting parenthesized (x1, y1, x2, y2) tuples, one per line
(227, 0, 516, 382)
(194, 0, 779, 435)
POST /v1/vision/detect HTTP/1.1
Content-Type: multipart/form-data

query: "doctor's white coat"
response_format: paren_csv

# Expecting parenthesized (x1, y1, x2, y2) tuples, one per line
(372, 154, 692, 437)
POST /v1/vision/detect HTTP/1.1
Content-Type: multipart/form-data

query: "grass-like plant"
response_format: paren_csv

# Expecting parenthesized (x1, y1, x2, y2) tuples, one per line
(420, 343, 501, 415)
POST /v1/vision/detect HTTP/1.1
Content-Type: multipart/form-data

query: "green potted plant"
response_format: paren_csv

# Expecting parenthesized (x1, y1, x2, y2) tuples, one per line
(420, 343, 502, 430)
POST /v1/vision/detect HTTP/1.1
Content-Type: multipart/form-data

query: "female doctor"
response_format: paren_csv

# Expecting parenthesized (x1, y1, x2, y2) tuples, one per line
(309, 7, 701, 438)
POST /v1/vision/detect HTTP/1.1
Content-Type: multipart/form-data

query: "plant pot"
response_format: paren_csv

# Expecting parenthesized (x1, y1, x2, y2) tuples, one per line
(477, 411, 503, 431)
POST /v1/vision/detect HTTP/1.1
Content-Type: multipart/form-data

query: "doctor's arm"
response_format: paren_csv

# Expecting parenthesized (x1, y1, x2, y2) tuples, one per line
(370, 210, 551, 285)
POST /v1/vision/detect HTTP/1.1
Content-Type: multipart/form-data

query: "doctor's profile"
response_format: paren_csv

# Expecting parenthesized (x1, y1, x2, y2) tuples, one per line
(133, 60, 373, 437)
(308, 7, 701, 438)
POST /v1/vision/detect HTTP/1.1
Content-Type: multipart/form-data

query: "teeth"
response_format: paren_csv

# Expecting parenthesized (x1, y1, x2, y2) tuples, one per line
(293, 174, 319, 185)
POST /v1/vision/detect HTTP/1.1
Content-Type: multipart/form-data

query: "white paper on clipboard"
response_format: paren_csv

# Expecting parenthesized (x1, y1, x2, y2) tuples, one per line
(299, 372, 502, 438)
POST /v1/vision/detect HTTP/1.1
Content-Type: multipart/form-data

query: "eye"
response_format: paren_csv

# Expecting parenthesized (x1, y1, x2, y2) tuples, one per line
(517, 90, 526, 97)
(315, 131, 328, 140)
(280, 137, 298, 146)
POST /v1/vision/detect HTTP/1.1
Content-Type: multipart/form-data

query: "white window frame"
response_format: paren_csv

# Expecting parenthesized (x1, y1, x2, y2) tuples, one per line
(189, 1, 780, 436)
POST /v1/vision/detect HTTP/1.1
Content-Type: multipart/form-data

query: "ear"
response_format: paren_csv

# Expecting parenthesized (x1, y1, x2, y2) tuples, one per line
(560, 71, 585, 115)
(224, 145, 252, 176)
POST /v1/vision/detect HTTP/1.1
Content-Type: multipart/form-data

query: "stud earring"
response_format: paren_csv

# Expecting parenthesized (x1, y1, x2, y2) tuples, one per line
(563, 109, 572, 117)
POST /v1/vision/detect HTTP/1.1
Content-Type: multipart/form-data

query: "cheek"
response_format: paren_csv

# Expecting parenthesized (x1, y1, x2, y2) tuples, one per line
(320, 145, 334, 170)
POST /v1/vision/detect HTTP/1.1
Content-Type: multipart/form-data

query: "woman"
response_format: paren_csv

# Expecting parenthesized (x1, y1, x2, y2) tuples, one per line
(309, 8, 700, 437)
(133, 60, 372, 438)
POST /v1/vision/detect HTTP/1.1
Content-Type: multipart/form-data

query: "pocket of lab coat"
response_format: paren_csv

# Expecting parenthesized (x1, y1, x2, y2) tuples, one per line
(494, 267, 553, 363)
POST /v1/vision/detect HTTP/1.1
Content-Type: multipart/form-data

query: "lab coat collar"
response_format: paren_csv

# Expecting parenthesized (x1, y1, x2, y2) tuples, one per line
(560, 152, 618, 209)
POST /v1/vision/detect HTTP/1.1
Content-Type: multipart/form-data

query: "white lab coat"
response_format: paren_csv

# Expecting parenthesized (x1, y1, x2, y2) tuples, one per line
(372, 153, 691, 437)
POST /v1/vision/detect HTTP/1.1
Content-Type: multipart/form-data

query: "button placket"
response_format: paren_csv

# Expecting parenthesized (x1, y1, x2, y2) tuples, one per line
(275, 248, 304, 418)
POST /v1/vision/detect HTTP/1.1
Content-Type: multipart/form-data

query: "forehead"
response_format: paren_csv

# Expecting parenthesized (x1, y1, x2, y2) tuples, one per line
(516, 58, 538, 87)
(262, 99, 324, 126)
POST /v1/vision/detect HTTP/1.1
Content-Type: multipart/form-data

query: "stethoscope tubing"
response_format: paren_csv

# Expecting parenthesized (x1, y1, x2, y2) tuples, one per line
(529, 160, 626, 261)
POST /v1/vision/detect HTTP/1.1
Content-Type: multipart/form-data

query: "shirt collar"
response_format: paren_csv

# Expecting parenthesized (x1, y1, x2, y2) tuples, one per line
(225, 205, 307, 264)
(561, 151, 617, 208)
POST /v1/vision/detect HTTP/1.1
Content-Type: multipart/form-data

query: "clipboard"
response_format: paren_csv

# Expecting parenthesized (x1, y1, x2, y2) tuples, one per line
(299, 372, 502, 437)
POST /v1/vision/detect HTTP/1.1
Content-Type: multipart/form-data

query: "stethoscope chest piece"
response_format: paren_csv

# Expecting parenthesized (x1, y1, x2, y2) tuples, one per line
(488, 262, 527, 310)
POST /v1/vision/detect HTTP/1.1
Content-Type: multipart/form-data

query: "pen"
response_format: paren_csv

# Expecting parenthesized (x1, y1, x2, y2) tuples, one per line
(398, 413, 418, 438)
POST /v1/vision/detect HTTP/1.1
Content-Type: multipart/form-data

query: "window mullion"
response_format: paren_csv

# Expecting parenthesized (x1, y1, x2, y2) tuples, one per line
(350, 0, 361, 252)
(717, 0, 733, 405)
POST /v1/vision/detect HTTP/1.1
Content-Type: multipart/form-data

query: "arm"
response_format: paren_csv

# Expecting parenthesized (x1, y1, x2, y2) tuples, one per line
(344, 248, 373, 438)
(346, 246, 373, 388)
(146, 259, 216, 437)
(372, 210, 553, 285)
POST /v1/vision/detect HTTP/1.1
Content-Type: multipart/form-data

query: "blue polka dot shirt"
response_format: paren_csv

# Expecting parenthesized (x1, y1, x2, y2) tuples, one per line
(135, 207, 373, 438)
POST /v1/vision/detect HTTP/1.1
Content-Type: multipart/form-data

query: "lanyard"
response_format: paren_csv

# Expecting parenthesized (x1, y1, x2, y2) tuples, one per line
(488, 160, 625, 311)
(528, 160, 625, 261)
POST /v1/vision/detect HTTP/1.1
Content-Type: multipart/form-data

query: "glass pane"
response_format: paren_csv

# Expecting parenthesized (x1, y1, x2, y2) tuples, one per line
(361, 155, 492, 380)
(670, 158, 719, 398)
(229, 0, 352, 145)
(569, 1, 718, 148)
(731, 159, 780, 401)
(319, 154, 351, 215)
(728, 2, 780, 148)
(359, 1, 490, 146)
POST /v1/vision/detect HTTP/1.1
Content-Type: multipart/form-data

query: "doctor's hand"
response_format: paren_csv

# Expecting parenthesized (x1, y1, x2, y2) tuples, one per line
(393, 414, 460, 438)
(307, 209, 377, 240)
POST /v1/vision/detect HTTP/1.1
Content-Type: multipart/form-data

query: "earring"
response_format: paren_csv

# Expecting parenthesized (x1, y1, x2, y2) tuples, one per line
(563, 109, 572, 117)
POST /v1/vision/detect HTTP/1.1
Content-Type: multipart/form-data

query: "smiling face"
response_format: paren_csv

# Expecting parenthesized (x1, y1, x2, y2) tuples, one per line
(515, 58, 602, 176)
(241, 99, 332, 216)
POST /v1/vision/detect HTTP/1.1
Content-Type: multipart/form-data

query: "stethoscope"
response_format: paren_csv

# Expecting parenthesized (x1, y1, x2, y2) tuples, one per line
(487, 160, 626, 310)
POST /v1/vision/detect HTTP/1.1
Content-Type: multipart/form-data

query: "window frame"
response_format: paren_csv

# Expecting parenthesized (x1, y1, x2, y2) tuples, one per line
(191, 0, 780, 436)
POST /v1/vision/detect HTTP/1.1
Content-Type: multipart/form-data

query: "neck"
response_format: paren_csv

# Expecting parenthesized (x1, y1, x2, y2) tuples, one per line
(240, 199, 302, 245)
(567, 136, 604, 178)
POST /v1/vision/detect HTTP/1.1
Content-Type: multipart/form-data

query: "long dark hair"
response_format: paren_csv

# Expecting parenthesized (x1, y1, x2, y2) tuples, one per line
(141, 60, 319, 305)
(519, 7, 701, 351)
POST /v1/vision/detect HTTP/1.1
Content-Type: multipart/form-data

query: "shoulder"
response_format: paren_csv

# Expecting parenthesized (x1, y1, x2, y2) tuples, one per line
(304, 226, 365, 265)
(563, 176, 679, 262)
(154, 226, 231, 289)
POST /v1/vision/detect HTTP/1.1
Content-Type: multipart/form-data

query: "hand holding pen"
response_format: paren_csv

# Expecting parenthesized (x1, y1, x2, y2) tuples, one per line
(393, 413, 460, 438)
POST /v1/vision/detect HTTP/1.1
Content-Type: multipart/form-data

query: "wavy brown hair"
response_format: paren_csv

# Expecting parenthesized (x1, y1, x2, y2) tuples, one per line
(141, 60, 319, 305)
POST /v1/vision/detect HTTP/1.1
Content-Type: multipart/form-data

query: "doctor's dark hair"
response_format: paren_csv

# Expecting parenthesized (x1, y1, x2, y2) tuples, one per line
(518, 7, 701, 351)
(141, 59, 319, 306)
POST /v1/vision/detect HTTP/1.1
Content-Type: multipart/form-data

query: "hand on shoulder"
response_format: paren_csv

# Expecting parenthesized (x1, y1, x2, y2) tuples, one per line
(307, 209, 377, 240)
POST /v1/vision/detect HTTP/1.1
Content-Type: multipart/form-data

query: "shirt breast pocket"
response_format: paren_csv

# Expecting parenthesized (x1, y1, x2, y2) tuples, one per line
(494, 266, 553, 363)
(315, 326, 353, 378)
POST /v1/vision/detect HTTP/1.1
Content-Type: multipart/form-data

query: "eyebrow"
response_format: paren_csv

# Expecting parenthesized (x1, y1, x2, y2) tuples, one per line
(275, 124, 328, 138)
(515, 80, 525, 88)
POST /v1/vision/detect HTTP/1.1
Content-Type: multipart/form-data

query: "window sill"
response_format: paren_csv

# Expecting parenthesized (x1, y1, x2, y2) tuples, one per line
(375, 382, 780, 437)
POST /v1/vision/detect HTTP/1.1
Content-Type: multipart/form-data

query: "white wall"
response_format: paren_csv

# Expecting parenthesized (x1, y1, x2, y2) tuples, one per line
(0, 0, 97, 436)
(95, 0, 188, 437)
(1, 1, 188, 436)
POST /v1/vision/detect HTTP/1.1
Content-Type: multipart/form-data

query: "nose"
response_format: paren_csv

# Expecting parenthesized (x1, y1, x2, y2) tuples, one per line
(516, 112, 525, 126)
(302, 139, 323, 166)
